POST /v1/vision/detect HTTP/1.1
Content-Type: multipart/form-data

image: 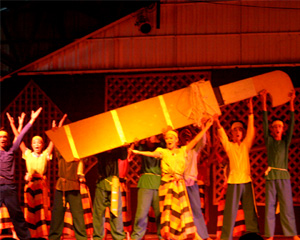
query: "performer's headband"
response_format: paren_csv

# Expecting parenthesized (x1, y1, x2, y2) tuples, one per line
(165, 130, 178, 139)
(272, 120, 284, 127)
(32, 136, 44, 143)
(0, 130, 8, 137)
(231, 122, 244, 130)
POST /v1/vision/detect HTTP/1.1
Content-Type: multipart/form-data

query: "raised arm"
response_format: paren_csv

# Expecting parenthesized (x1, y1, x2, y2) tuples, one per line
(18, 113, 27, 153)
(248, 97, 253, 115)
(6, 112, 19, 139)
(57, 114, 68, 128)
(286, 89, 295, 145)
(9, 108, 42, 152)
(186, 118, 213, 152)
(17, 112, 26, 133)
(213, 114, 222, 129)
(289, 89, 295, 112)
(213, 113, 231, 152)
(259, 89, 267, 112)
(260, 90, 269, 142)
(244, 98, 255, 147)
(18, 110, 42, 154)
(127, 143, 135, 162)
(29, 107, 43, 125)
(46, 114, 67, 156)
(131, 149, 162, 158)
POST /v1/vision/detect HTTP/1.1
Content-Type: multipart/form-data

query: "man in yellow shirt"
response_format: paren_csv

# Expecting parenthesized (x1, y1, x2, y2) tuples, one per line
(214, 98, 259, 240)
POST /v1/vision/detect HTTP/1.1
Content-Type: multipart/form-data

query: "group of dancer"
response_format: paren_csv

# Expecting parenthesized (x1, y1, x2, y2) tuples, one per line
(0, 89, 299, 240)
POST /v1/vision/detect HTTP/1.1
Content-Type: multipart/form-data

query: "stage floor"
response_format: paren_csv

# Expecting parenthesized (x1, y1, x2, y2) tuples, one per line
(0, 234, 297, 240)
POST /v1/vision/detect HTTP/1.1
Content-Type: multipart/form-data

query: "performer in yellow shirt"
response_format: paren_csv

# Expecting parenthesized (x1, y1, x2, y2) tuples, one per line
(8, 112, 67, 238)
(213, 98, 260, 240)
(131, 118, 213, 240)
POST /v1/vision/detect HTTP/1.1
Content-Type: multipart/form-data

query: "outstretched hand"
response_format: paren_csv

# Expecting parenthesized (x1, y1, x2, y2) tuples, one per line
(259, 89, 268, 111)
(18, 112, 26, 126)
(213, 114, 221, 127)
(131, 149, 139, 154)
(127, 143, 135, 162)
(259, 89, 267, 98)
(205, 117, 214, 129)
(6, 112, 14, 124)
(6, 112, 19, 137)
(58, 114, 67, 127)
(289, 89, 295, 111)
(31, 107, 42, 120)
(289, 89, 295, 101)
(52, 114, 67, 130)
(247, 97, 253, 114)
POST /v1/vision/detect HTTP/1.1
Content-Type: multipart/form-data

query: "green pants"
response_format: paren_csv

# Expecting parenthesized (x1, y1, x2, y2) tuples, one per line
(49, 190, 87, 240)
(221, 183, 259, 240)
(93, 186, 125, 240)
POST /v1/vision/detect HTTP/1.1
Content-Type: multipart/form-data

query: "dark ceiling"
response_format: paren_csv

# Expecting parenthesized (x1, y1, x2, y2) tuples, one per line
(0, 0, 154, 77)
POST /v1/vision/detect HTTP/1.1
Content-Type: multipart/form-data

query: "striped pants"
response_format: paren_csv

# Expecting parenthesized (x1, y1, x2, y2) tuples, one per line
(159, 174, 196, 240)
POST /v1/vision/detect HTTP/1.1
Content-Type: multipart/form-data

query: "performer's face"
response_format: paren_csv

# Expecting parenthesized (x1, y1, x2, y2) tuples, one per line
(231, 127, 243, 143)
(165, 133, 178, 150)
(32, 138, 44, 154)
(271, 124, 283, 139)
(0, 132, 8, 149)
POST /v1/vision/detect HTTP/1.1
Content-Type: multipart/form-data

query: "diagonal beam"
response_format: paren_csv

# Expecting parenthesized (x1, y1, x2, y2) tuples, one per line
(46, 70, 294, 162)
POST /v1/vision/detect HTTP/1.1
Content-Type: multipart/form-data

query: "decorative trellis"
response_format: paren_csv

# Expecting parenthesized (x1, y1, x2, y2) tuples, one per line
(105, 72, 211, 111)
(105, 72, 300, 206)
(105, 71, 211, 186)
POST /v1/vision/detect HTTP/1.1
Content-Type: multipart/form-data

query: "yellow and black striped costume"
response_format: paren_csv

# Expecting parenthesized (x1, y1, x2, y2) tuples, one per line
(0, 203, 16, 236)
(104, 178, 132, 234)
(153, 146, 197, 240)
(159, 174, 196, 240)
(62, 178, 93, 238)
(24, 173, 51, 238)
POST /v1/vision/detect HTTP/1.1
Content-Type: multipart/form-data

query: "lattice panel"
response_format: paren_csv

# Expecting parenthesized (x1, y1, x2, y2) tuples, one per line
(105, 74, 300, 204)
(212, 89, 300, 205)
(105, 72, 211, 111)
(0, 80, 68, 207)
(127, 155, 142, 187)
(105, 71, 211, 186)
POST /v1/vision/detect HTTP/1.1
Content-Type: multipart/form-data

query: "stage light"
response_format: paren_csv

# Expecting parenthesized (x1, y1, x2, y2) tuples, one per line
(139, 22, 152, 34)
(135, 11, 152, 34)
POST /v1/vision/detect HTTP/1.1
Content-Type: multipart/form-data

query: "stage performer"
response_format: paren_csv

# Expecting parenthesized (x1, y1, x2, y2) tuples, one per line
(131, 135, 164, 240)
(213, 98, 260, 240)
(130, 118, 213, 240)
(260, 89, 300, 240)
(48, 116, 88, 240)
(104, 144, 134, 240)
(180, 126, 212, 240)
(92, 146, 129, 240)
(8, 112, 67, 238)
(0, 107, 42, 240)
(61, 158, 94, 239)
